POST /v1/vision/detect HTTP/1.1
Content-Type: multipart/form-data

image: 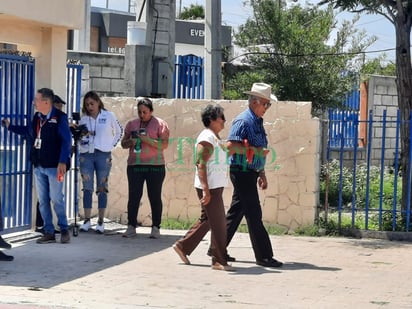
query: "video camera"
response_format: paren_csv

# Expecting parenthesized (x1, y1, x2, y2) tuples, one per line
(71, 124, 88, 140)
(70, 112, 88, 141)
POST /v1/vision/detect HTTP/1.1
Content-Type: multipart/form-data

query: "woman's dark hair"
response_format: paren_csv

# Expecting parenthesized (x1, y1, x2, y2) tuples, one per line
(82, 91, 106, 115)
(201, 104, 224, 127)
(137, 97, 154, 112)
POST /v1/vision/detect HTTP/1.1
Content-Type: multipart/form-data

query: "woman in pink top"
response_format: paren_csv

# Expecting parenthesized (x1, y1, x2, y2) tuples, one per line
(121, 98, 170, 239)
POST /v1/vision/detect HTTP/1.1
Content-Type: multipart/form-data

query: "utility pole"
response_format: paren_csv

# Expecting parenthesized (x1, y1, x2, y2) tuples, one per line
(73, 0, 91, 51)
(204, 0, 222, 99)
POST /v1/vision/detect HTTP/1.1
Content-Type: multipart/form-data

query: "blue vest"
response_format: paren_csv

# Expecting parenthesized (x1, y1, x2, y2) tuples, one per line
(30, 109, 71, 169)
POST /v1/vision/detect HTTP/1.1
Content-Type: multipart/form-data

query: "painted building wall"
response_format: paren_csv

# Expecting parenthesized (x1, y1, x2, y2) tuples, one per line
(0, 0, 85, 96)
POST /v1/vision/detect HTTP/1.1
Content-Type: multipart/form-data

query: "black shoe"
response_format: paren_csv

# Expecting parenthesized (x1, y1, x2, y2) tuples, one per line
(226, 254, 236, 262)
(256, 258, 283, 268)
(0, 236, 11, 249)
(0, 251, 13, 261)
(36, 233, 56, 244)
(207, 249, 236, 262)
(60, 230, 70, 244)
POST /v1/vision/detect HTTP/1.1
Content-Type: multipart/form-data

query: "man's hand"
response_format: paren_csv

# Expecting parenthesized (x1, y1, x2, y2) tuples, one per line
(57, 162, 67, 175)
(1, 119, 10, 128)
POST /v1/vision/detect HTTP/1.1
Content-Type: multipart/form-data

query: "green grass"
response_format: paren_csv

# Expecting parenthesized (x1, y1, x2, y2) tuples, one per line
(162, 218, 289, 235)
(161, 218, 198, 230)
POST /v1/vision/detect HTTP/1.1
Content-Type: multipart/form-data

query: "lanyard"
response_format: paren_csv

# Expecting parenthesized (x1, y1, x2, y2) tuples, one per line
(36, 116, 48, 138)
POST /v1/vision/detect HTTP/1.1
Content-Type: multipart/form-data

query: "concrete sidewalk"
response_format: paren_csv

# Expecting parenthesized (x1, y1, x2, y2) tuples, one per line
(1, 224, 412, 309)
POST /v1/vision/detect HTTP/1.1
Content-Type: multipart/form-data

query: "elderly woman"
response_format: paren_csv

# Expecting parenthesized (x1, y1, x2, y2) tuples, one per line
(172, 104, 234, 271)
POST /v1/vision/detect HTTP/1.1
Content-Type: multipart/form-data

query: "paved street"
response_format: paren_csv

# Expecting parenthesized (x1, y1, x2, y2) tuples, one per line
(1, 225, 412, 309)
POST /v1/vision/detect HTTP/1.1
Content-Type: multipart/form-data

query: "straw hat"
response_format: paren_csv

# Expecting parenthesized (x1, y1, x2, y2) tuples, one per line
(244, 82, 278, 102)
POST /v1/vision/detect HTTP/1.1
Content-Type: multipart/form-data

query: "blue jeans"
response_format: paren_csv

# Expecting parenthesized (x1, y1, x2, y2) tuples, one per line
(79, 150, 112, 209)
(34, 166, 69, 234)
(0, 200, 3, 231)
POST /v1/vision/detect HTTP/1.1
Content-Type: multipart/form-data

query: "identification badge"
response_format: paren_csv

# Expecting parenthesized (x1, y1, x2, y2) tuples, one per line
(34, 138, 42, 149)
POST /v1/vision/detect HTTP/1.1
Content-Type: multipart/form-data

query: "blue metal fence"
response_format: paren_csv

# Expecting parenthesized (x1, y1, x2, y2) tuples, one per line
(0, 53, 35, 232)
(328, 87, 360, 148)
(324, 109, 412, 232)
(0, 55, 83, 233)
(328, 109, 360, 148)
(173, 55, 204, 99)
(65, 62, 83, 221)
(66, 62, 83, 116)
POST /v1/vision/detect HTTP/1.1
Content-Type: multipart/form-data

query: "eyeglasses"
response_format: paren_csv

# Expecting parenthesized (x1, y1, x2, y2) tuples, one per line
(258, 99, 272, 109)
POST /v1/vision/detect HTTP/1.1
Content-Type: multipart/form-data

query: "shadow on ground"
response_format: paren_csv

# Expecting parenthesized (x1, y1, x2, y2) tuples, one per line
(0, 223, 182, 289)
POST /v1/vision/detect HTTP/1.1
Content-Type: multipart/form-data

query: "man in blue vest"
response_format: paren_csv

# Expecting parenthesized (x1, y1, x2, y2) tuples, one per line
(34, 94, 68, 234)
(2, 88, 72, 244)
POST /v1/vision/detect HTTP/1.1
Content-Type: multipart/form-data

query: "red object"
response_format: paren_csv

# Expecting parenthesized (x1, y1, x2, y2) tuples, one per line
(243, 139, 253, 164)
(57, 172, 64, 182)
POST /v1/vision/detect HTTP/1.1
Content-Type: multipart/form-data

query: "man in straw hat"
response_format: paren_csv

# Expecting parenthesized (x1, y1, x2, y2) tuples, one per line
(217, 82, 283, 268)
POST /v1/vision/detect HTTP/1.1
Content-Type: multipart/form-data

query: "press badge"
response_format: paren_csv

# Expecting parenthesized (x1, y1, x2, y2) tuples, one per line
(34, 138, 42, 149)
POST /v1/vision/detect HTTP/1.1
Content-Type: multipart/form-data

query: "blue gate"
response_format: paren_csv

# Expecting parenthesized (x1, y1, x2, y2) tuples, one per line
(173, 54, 204, 99)
(0, 53, 35, 232)
(328, 87, 360, 148)
(64, 62, 83, 221)
(0, 54, 83, 233)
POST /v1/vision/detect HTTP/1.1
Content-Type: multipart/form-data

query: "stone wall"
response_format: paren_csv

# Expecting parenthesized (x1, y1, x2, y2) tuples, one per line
(367, 75, 398, 166)
(67, 51, 126, 97)
(83, 98, 320, 232)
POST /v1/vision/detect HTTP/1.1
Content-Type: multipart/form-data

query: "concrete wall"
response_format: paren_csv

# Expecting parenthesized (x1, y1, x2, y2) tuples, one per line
(68, 51, 125, 97)
(367, 75, 398, 166)
(83, 98, 320, 232)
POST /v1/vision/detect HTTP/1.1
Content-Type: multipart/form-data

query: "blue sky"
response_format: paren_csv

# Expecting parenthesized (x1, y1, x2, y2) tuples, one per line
(91, 0, 396, 62)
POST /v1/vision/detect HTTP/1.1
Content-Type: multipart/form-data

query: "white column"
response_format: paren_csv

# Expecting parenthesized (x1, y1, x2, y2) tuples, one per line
(204, 0, 222, 99)
(73, 0, 91, 51)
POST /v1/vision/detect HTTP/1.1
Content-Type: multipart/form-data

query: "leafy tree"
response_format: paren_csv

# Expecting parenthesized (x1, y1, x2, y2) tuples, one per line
(318, 0, 412, 215)
(225, 0, 375, 116)
(360, 56, 396, 78)
(178, 4, 204, 20)
(223, 70, 265, 99)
